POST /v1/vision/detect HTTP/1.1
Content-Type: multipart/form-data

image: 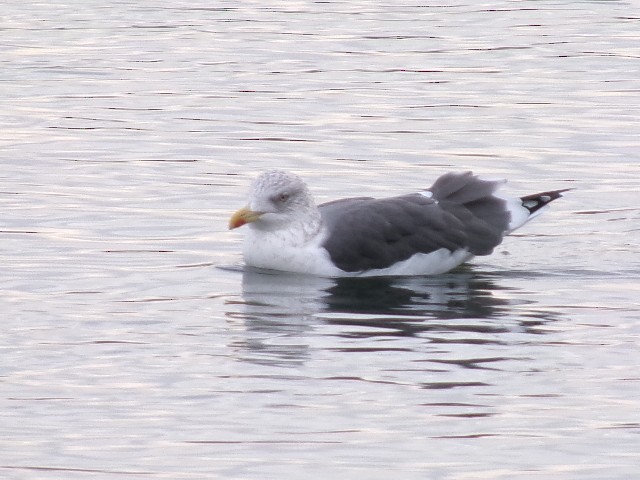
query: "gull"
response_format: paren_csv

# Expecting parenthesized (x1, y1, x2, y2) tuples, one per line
(229, 170, 569, 277)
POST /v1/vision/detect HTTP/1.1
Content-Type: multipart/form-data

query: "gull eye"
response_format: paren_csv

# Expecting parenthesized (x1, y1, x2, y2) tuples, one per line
(276, 192, 290, 203)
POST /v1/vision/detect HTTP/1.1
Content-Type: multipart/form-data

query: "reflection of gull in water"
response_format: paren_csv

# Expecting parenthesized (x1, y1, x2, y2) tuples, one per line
(238, 266, 510, 320)
(239, 267, 334, 318)
(229, 266, 560, 366)
(226, 268, 332, 366)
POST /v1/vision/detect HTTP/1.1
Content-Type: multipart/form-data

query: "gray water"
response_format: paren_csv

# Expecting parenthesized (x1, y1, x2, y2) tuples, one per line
(2, 1, 639, 479)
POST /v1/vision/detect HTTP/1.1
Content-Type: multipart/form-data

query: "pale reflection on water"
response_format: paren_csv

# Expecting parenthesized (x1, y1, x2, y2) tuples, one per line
(240, 267, 511, 319)
(233, 268, 559, 369)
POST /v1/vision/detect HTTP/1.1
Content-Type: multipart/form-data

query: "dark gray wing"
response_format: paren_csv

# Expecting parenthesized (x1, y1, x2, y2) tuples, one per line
(319, 172, 510, 272)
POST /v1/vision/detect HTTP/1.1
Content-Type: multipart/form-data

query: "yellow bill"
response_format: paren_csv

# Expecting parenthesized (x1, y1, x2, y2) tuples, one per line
(229, 206, 263, 230)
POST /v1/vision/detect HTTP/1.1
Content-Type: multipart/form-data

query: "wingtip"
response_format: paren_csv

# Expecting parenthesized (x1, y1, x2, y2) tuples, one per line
(520, 187, 571, 216)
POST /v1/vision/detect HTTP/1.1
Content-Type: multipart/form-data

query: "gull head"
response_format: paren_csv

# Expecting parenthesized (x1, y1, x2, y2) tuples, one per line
(229, 170, 319, 233)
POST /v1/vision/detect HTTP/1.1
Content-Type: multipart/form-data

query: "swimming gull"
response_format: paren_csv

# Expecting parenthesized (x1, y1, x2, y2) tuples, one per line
(229, 170, 569, 277)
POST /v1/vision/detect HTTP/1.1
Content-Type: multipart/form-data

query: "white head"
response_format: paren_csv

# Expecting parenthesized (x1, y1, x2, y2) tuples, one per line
(229, 170, 319, 234)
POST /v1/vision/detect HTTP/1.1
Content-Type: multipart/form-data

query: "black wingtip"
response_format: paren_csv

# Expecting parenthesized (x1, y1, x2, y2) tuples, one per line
(520, 188, 572, 215)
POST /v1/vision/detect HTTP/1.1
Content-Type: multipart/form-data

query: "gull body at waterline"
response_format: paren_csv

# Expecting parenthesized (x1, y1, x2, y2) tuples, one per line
(229, 170, 569, 277)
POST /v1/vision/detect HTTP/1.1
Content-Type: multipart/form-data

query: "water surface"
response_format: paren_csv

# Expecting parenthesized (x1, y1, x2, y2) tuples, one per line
(2, 1, 639, 479)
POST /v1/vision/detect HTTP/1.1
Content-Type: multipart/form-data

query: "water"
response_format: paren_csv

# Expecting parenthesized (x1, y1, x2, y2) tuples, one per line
(2, 1, 639, 478)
